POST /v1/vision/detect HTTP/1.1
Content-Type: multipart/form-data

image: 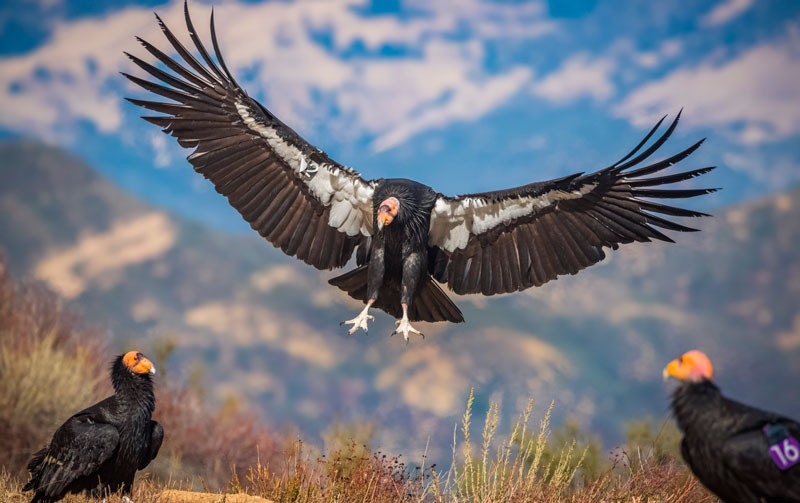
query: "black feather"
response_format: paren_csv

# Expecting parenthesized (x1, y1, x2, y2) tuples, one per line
(671, 380, 800, 502)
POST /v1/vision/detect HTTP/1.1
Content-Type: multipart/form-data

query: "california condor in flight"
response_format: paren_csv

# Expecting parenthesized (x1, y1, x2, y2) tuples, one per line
(125, 2, 717, 339)
(24, 351, 162, 503)
(664, 350, 800, 502)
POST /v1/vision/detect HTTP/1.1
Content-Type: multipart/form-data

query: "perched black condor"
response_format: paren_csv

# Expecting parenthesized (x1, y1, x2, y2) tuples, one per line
(663, 350, 800, 502)
(24, 351, 162, 503)
(125, 1, 717, 339)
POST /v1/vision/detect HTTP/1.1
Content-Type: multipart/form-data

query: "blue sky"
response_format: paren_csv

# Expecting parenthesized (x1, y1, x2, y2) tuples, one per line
(1, 0, 799, 231)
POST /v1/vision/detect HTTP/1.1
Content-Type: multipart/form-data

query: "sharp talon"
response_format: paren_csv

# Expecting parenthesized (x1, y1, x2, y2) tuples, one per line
(341, 306, 373, 335)
(394, 315, 422, 342)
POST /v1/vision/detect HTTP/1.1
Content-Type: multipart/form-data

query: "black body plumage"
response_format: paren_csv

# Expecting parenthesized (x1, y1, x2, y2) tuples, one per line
(24, 354, 163, 503)
(671, 380, 800, 502)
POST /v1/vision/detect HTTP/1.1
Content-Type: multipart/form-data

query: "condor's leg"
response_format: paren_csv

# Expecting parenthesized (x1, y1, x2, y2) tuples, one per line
(341, 245, 384, 334)
(394, 251, 424, 341)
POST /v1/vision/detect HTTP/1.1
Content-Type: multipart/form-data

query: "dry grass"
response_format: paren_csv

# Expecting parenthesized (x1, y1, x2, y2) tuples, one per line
(0, 260, 108, 471)
(0, 392, 716, 503)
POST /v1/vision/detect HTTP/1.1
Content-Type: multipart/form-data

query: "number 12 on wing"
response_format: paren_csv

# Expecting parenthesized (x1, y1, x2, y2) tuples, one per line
(768, 437, 800, 470)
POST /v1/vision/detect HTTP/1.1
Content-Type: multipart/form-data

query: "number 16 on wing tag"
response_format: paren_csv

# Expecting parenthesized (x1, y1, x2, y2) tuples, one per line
(765, 430, 800, 470)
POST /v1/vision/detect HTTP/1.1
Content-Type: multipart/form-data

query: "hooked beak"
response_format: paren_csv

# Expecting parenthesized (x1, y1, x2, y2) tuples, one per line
(149, 365, 157, 376)
(377, 206, 394, 230)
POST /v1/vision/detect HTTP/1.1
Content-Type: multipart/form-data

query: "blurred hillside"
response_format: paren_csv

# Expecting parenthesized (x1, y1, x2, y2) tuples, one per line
(1, 140, 798, 462)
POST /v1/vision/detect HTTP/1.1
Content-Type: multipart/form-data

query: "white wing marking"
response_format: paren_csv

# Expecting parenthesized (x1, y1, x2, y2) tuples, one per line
(429, 184, 597, 252)
(235, 100, 373, 236)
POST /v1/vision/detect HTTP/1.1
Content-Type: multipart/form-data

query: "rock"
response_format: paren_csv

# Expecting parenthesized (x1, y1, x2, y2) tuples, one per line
(158, 489, 274, 503)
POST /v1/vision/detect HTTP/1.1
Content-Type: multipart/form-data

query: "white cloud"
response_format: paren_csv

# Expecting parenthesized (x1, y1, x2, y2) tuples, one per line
(701, 0, 754, 27)
(615, 30, 800, 145)
(149, 132, 171, 169)
(530, 53, 616, 104)
(633, 39, 683, 69)
(723, 151, 800, 188)
(370, 66, 532, 152)
(0, 0, 555, 153)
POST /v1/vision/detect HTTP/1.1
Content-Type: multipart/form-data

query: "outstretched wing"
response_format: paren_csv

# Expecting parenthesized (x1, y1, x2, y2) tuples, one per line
(428, 112, 717, 295)
(124, 2, 374, 270)
(26, 414, 119, 499)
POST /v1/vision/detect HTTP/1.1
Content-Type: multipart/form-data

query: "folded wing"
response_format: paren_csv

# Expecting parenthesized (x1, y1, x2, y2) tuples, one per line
(124, 2, 374, 270)
(25, 415, 119, 499)
(428, 112, 717, 295)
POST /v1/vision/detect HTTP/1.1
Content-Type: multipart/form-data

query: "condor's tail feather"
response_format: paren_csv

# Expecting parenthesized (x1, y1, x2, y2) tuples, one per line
(329, 267, 464, 323)
(410, 277, 464, 323)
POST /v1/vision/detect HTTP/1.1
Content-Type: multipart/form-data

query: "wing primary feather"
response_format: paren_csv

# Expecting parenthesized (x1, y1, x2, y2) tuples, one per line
(135, 36, 210, 90)
(154, 13, 219, 85)
(183, 0, 227, 83)
(595, 200, 657, 237)
(210, 9, 241, 89)
(632, 199, 710, 218)
(603, 194, 711, 218)
(625, 166, 715, 187)
(622, 139, 706, 179)
(585, 207, 640, 242)
(642, 212, 700, 233)
(121, 73, 218, 110)
(614, 109, 682, 173)
(630, 188, 719, 199)
(609, 114, 666, 168)
(124, 52, 204, 97)
(124, 98, 222, 120)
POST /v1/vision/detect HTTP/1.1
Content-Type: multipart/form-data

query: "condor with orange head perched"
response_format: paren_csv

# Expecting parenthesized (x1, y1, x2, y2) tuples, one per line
(24, 351, 162, 503)
(125, 1, 716, 340)
(664, 350, 800, 502)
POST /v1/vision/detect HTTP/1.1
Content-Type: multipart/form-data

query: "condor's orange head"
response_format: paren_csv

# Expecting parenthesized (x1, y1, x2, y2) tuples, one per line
(662, 350, 713, 383)
(376, 196, 399, 230)
(122, 351, 156, 376)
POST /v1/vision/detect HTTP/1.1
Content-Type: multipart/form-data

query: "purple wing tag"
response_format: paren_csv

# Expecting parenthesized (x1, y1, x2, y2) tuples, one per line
(764, 425, 800, 470)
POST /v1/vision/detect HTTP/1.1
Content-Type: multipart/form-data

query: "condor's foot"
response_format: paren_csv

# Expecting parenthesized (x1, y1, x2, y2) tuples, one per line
(393, 304, 423, 342)
(340, 303, 374, 335)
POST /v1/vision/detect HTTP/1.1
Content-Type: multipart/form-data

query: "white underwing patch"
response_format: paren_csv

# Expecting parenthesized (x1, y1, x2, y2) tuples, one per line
(235, 100, 373, 236)
(429, 183, 598, 252)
